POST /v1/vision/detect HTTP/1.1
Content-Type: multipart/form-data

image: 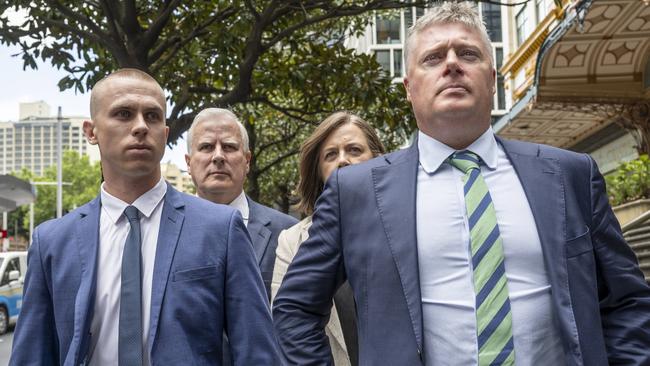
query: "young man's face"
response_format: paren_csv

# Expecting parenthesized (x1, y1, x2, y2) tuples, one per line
(84, 77, 168, 184)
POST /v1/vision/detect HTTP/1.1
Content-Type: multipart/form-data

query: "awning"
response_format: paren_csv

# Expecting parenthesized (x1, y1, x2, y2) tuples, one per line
(0, 175, 36, 212)
(495, 0, 650, 149)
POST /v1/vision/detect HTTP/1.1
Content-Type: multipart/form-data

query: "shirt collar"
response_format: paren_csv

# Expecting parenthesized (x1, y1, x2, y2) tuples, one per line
(228, 190, 249, 221)
(418, 127, 498, 174)
(100, 178, 167, 224)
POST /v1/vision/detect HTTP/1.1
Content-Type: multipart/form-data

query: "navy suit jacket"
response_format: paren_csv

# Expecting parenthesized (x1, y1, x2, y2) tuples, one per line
(247, 197, 298, 299)
(273, 138, 650, 365)
(10, 184, 281, 365)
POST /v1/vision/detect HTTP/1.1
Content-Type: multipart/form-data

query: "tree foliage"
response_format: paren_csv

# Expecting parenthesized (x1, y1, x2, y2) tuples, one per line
(9, 151, 101, 240)
(0, 1, 432, 207)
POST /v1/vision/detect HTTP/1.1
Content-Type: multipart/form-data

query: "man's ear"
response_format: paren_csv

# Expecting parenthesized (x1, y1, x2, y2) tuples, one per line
(403, 77, 412, 102)
(185, 153, 192, 176)
(83, 120, 98, 145)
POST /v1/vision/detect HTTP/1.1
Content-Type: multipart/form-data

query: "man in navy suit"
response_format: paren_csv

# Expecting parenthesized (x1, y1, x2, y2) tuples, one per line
(273, 2, 650, 365)
(184, 107, 297, 299)
(10, 69, 280, 365)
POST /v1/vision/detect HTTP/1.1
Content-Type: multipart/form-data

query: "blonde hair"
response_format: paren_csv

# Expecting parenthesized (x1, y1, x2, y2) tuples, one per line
(404, 1, 493, 72)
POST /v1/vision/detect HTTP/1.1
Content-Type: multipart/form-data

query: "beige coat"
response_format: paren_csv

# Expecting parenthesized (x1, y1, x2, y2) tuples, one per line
(271, 216, 351, 366)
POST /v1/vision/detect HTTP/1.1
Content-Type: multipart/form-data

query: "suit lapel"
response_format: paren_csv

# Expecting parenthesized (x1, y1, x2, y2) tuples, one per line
(71, 197, 101, 364)
(371, 143, 423, 350)
(246, 198, 272, 265)
(148, 185, 185, 356)
(499, 139, 574, 332)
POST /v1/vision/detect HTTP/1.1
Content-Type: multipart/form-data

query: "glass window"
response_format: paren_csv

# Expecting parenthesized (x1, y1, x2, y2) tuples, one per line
(536, 0, 552, 23)
(496, 48, 506, 110)
(404, 8, 414, 37)
(482, 3, 502, 42)
(376, 13, 401, 44)
(1, 258, 20, 286)
(375, 50, 391, 74)
(394, 49, 403, 78)
(516, 6, 528, 46)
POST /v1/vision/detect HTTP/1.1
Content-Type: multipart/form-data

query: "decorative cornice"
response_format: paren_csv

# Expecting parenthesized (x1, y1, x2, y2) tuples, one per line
(500, 9, 560, 78)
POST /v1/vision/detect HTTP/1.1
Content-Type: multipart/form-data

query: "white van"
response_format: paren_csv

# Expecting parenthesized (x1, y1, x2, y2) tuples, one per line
(0, 251, 27, 334)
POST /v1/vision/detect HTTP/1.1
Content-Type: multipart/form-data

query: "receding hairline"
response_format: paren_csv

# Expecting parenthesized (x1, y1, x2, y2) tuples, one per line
(89, 68, 165, 119)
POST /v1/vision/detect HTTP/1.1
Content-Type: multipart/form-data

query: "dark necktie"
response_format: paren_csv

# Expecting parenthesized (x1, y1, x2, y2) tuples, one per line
(449, 151, 515, 366)
(119, 206, 143, 366)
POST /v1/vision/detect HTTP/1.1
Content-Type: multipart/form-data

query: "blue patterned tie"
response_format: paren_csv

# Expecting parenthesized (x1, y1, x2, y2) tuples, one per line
(449, 151, 515, 366)
(119, 206, 143, 366)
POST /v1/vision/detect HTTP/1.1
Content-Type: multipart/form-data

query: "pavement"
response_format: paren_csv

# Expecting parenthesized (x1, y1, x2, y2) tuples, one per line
(0, 329, 13, 365)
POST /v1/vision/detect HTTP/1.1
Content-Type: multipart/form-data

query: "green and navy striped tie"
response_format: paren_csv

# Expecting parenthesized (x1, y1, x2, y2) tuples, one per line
(449, 150, 515, 366)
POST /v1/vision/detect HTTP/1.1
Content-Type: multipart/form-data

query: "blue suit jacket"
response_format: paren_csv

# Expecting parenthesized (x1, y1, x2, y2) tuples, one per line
(10, 185, 281, 365)
(273, 138, 650, 365)
(247, 197, 298, 300)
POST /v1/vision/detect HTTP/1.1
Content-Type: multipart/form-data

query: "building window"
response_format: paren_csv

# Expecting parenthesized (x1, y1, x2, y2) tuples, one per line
(371, 8, 420, 79)
(393, 49, 403, 78)
(536, 0, 552, 23)
(516, 6, 528, 46)
(495, 48, 506, 111)
(375, 12, 401, 44)
(375, 50, 391, 75)
(482, 2, 502, 42)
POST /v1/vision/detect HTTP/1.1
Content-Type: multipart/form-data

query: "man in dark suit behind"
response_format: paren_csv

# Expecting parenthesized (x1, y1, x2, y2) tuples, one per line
(10, 69, 280, 365)
(185, 107, 298, 299)
(273, 2, 650, 365)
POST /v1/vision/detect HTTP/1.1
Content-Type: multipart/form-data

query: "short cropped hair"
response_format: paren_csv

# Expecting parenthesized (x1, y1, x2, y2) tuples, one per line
(404, 1, 493, 72)
(90, 68, 165, 119)
(297, 111, 385, 215)
(186, 108, 249, 154)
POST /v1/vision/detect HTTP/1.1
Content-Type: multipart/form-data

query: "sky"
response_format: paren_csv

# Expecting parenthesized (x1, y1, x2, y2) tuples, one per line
(0, 44, 189, 170)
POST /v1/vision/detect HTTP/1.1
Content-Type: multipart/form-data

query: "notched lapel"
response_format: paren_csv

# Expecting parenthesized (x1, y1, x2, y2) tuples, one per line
(371, 145, 423, 350)
(502, 142, 580, 341)
(148, 187, 185, 356)
(71, 197, 101, 365)
(247, 199, 272, 265)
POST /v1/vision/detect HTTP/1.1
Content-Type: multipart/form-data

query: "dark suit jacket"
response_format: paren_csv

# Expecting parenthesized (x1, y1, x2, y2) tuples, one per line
(273, 138, 650, 365)
(10, 184, 281, 365)
(247, 197, 298, 299)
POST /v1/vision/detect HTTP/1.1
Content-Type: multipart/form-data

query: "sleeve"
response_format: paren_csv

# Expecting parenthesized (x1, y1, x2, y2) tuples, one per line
(224, 210, 282, 366)
(588, 155, 650, 364)
(271, 227, 297, 304)
(9, 227, 59, 365)
(273, 173, 346, 366)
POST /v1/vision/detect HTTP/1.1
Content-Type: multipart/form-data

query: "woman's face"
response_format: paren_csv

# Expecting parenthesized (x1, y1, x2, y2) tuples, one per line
(318, 123, 375, 184)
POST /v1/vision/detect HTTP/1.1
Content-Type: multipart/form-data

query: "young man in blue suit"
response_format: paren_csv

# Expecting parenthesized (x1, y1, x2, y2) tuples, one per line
(10, 69, 281, 365)
(184, 108, 298, 300)
(273, 2, 650, 365)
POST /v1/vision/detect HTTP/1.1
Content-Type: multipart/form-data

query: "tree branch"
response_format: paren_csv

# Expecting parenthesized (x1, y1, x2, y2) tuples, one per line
(120, 0, 143, 36)
(149, 6, 237, 72)
(140, 0, 183, 54)
(256, 129, 300, 154)
(45, 0, 110, 41)
(258, 148, 300, 176)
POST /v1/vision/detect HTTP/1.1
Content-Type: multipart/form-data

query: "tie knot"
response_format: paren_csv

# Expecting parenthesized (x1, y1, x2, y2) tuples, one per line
(123, 206, 140, 222)
(449, 150, 481, 173)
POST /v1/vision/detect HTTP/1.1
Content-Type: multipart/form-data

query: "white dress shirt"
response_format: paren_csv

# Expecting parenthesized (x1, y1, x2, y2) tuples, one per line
(229, 190, 250, 227)
(416, 128, 564, 365)
(89, 178, 167, 366)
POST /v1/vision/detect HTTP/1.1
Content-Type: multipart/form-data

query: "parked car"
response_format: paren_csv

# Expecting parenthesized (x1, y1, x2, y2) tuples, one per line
(0, 252, 27, 334)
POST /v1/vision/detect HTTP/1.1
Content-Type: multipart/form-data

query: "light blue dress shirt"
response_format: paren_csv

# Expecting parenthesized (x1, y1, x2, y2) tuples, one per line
(416, 128, 565, 365)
